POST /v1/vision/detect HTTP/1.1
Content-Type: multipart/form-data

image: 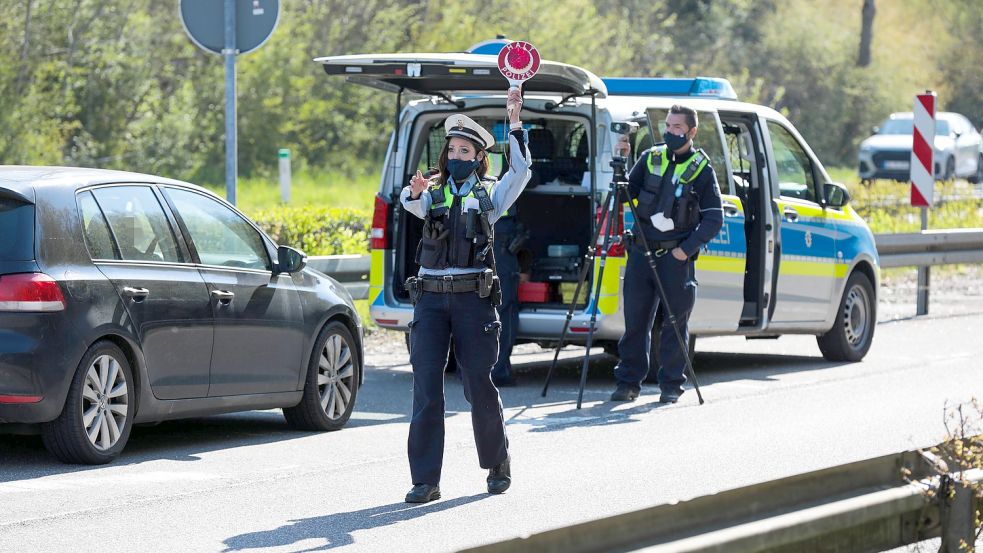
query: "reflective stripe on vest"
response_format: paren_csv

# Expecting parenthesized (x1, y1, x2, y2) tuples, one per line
(429, 180, 497, 214)
(645, 145, 709, 184)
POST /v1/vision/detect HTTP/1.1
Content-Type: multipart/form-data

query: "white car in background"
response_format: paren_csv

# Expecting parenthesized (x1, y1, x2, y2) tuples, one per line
(858, 111, 983, 183)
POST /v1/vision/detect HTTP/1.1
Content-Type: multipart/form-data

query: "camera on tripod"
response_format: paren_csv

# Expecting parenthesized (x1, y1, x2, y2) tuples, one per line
(609, 121, 638, 180)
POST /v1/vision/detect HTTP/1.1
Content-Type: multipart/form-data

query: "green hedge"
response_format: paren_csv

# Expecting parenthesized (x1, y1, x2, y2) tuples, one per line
(249, 205, 371, 256)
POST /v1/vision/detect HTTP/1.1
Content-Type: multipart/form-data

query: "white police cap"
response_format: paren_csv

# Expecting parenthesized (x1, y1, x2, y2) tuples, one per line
(444, 114, 496, 150)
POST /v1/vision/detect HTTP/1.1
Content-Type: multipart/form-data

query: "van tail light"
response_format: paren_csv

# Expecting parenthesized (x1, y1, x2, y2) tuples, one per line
(595, 202, 626, 257)
(0, 273, 67, 312)
(371, 196, 392, 250)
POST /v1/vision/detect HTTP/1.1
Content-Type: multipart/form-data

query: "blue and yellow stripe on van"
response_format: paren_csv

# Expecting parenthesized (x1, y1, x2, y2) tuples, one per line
(369, 248, 386, 306)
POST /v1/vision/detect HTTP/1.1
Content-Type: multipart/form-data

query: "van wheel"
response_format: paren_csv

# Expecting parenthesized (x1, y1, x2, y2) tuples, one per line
(41, 341, 134, 465)
(284, 321, 360, 431)
(817, 272, 876, 362)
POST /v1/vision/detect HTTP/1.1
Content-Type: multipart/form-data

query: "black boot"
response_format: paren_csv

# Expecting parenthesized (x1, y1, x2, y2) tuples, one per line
(487, 455, 511, 494)
(405, 483, 441, 503)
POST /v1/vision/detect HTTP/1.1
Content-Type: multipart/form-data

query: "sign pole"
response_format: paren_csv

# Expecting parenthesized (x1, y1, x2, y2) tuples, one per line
(910, 90, 936, 316)
(917, 207, 929, 315)
(223, 0, 238, 206)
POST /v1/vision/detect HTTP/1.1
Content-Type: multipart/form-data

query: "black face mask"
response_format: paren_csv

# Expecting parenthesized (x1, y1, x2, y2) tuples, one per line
(447, 159, 480, 182)
(663, 130, 690, 152)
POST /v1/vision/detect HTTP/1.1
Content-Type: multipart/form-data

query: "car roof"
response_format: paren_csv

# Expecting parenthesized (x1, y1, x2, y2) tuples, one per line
(601, 95, 786, 123)
(0, 165, 210, 198)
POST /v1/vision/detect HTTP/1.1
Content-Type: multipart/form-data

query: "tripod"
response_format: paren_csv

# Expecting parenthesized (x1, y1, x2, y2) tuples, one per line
(540, 157, 705, 408)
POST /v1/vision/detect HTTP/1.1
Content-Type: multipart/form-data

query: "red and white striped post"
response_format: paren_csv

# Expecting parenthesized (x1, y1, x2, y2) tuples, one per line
(910, 91, 936, 315)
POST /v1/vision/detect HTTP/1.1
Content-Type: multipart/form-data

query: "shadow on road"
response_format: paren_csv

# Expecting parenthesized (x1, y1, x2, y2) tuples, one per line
(0, 410, 322, 483)
(221, 494, 490, 552)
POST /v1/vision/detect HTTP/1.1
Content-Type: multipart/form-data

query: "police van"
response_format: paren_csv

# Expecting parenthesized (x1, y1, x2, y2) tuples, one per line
(316, 41, 880, 362)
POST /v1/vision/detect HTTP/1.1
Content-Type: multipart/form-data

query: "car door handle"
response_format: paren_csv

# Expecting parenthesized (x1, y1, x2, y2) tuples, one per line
(783, 207, 799, 222)
(210, 290, 235, 304)
(722, 201, 742, 217)
(121, 287, 150, 302)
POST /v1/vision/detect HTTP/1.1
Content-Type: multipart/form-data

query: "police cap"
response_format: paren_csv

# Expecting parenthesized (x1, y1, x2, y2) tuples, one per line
(444, 114, 496, 150)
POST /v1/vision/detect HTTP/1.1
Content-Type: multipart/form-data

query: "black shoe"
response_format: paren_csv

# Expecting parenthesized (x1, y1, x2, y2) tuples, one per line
(610, 383, 640, 402)
(405, 483, 441, 503)
(487, 456, 511, 494)
(659, 389, 684, 404)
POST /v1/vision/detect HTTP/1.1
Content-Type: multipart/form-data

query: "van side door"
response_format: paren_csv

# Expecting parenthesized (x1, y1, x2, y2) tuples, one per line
(763, 120, 838, 325)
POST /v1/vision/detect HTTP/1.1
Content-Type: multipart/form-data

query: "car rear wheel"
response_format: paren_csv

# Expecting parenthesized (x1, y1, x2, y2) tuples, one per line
(943, 156, 955, 181)
(284, 321, 360, 431)
(817, 272, 876, 362)
(969, 154, 983, 184)
(41, 341, 134, 464)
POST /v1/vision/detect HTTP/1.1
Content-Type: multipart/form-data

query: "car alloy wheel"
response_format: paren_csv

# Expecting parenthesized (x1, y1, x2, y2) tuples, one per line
(283, 321, 360, 431)
(41, 341, 135, 464)
(82, 354, 130, 450)
(318, 333, 355, 420)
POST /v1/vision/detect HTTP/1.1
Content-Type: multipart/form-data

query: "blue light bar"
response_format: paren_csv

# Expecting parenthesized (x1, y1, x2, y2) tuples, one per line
(602, 77, 738, 100)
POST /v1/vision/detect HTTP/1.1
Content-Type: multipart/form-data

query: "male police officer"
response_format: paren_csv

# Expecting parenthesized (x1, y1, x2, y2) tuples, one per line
(611, 104, 723, 404)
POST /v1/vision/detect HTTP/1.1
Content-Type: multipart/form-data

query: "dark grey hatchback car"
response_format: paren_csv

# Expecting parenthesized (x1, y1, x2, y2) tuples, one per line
(0, 166, 363, 464)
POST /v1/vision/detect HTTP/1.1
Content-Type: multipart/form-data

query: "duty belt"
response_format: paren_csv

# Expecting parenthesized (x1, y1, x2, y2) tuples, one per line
(420, 274, 481, 293)
(646, 239, 680, 250)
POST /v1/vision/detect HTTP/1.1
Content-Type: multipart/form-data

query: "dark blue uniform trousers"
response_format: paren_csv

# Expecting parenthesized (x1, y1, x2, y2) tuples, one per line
(614, 245, 697, 393)
(492, 218, 519, 381)
(408, 290, 509, 485)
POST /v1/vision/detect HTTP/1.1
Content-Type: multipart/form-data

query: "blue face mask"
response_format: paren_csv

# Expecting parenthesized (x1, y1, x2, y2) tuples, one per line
(446, 158, 480, 182)
(663, 130, 690, 152)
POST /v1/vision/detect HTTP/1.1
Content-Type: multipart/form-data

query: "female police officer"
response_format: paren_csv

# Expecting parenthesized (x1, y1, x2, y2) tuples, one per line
(400, 87, 530, 503)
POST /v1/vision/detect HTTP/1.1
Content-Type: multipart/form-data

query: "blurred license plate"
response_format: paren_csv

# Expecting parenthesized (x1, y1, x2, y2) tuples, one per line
(883, 160, 909, 170)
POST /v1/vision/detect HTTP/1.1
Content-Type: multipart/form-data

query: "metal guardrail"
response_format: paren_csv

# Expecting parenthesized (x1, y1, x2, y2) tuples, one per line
(458, 439, 983, 553)
(875, 229, 983, 268)
(307, 255, 370, 300)
(308, 229, 983, 302)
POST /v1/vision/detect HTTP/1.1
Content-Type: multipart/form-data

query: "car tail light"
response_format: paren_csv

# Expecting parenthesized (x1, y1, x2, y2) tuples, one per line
(0, 273, 67, 312)
(0, 394, 43, 404)
(595, 202, 626, 257)
(371, 196, 391, 250)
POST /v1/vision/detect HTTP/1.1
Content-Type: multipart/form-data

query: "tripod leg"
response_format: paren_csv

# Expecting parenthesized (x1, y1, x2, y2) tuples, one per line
(576, 191, 620, 409)
(541, 188, 616, 397)
(621, 186, 705, 405)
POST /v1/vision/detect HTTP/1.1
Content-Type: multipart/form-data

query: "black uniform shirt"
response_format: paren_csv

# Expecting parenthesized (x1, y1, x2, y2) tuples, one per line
(626, 146, 724, 256)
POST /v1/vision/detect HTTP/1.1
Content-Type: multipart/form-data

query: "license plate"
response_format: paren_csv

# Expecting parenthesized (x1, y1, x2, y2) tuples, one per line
(883, 160, 909, 170)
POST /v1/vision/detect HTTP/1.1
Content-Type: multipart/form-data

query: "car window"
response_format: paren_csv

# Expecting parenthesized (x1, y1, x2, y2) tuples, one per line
(165, 188, 271, 271)
(414, 116, 590, 186)
(77, 191, 118, 260)
(0, 196, 34, 261)
(767, 122, 819, 203)
(91, 186, 183, 263)
(646, 108, 729, 194)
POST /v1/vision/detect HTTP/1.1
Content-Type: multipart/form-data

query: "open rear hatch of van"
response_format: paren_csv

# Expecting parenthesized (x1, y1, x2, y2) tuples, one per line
(316, 52, 607, 312)
(315, 53, 606, 97)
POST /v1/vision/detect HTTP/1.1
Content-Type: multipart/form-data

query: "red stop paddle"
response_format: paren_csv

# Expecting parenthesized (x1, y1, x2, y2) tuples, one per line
(498, 41, 540, 118)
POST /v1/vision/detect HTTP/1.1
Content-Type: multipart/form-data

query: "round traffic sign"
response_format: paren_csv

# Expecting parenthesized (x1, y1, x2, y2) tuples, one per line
(179, 0, 280, 56)
(497, 41, 541, 88)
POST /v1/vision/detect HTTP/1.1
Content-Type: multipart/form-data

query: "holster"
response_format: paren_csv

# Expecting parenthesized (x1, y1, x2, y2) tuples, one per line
(405, 276, 424, 306)
(477, 268, 502, 306)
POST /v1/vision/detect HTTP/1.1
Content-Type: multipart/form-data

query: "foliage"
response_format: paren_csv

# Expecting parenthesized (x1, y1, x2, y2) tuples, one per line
(249, 205, 371, 256)
(0, 0, 978, 180)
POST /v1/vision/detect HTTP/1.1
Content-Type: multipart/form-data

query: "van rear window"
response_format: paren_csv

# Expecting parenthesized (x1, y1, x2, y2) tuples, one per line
(0, 199, 35, 261)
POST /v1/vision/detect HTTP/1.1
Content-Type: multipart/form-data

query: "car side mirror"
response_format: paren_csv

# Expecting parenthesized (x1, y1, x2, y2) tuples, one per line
(276, 245, 307, 274)
(824, 182, 850, 208)
(871, 126, 879, 135)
